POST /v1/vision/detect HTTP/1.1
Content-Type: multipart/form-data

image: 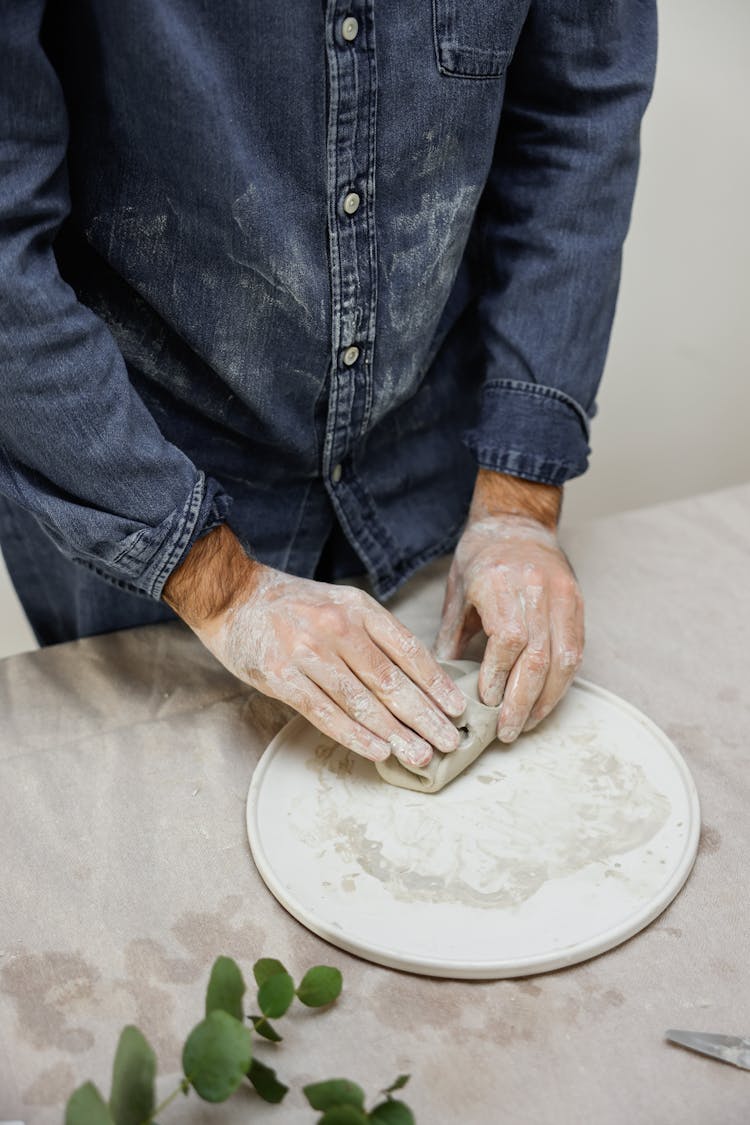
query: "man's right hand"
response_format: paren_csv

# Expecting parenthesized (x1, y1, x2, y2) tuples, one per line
(163, 525, 466, 768)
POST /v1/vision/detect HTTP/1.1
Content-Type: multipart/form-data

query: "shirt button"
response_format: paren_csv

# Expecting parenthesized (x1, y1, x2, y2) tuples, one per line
(343, 191, 361, 215)
(341, 15, 359, 41)
(342, 345, 360, 366)
(331, 463, 343, 484)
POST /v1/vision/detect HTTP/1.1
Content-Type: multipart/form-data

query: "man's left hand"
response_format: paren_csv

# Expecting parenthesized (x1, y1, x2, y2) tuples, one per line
(434, 471, 584, 742)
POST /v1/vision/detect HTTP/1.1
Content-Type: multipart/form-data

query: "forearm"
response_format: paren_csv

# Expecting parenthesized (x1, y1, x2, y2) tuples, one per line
(162, 524, 263, 629)
(469, 469, 561, 530)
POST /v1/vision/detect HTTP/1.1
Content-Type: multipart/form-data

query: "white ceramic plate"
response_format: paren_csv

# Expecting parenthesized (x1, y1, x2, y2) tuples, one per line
(246, 672, 700, 978)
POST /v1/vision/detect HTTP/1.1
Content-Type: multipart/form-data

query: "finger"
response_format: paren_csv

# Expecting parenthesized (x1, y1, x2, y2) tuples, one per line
(300, 652, 435, 767)
(364, 606, 465, 717)
(280, 668, 393, 762)
(497, 578, 550, 741)
(475, 587, 528, 707)
(434, 569, 471, 661)
(342, 635, 461, 754)
(523, 577, 584, 731)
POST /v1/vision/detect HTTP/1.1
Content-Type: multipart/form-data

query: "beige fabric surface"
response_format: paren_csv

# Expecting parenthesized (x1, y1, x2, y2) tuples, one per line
(1, 483, 749, 1123)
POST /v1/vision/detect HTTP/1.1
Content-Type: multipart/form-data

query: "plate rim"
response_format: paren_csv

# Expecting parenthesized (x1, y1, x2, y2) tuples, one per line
(246, 677, 701, 979)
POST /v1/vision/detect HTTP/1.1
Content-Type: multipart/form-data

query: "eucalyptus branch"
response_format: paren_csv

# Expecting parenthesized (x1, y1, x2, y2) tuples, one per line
(64, 955, 415, 1124)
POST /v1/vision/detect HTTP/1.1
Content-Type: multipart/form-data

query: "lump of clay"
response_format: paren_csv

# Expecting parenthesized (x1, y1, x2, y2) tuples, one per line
(375, 662, 501, 793)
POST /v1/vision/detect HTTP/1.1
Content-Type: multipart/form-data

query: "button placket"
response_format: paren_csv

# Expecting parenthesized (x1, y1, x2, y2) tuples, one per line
(323, 1, 378, 491)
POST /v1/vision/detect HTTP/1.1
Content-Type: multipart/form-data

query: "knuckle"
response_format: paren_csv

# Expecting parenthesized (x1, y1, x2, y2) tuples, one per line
(425, 670, 450, 695)
(395, 630, 422, 659)
(525, 647, 550, 675)
(313, 700, 338, 727)
(290, 638, 317, 663)
(341, 682, 373, 721)
(497, 624, 527, 651)
(374, 663, 404, 694)
(522, 563, 545, 587)
(560, 647, 584, 672)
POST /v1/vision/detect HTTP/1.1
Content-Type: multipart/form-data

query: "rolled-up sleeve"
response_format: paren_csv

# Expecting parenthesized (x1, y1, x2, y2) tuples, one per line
(462, 0, 658, 485)
(0, 3, 231, 600)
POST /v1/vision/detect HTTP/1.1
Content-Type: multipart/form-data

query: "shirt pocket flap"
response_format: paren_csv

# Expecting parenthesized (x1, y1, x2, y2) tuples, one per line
(432, 0, 531, 79)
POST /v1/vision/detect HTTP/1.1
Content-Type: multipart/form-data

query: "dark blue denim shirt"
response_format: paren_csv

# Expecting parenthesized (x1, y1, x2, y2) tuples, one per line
(0, 1, 656, 603)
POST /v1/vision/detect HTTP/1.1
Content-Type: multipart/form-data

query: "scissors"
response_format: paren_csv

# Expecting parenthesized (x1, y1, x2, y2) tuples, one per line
(666, 1029, 750, 1070)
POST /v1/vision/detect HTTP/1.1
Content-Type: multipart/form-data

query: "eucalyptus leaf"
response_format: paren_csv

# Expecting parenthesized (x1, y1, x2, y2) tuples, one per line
(382, 1074, 410, 1095)
(247, 1056, 289, 1103)
(317, 1107, 370, 1125)
(303, 1077, 366, 1111)
(182, 1010, 253, 1103)
(370, 1099, 415, 1125)
(205, 955, 246, 1021)
(257, 971, 296, 1018)
(296, 965, 343, 1008)
(108, 1025, 156, 1125)
(65, 1082, 115, 1125)
(250, 1014, 283, 1042)
(253, 957, 288, 987)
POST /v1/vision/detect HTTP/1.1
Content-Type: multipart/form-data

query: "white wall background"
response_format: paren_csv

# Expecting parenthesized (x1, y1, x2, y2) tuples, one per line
(564, 0, 750, 522)
(1, 0, 748, 659)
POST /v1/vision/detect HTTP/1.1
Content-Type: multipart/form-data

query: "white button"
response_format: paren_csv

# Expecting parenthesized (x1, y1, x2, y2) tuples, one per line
(331, 463, 343, 484)
(342, 345, 360, 366)
(341, 16, 359, 41)
(343, 191, 360, 215)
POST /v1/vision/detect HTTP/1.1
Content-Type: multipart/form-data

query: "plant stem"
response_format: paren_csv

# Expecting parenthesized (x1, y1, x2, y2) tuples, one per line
(149, 1081, 188, 1121)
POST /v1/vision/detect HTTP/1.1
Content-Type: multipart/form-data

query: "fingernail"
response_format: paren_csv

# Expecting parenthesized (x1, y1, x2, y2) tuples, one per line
(433, 722, 460, 754)
(480, 682, 503, 708)
(362, 738, 391, 762)
(405, 746, 432, 767)
(498, 726, 520, 743)
(389, 733, 432, 767)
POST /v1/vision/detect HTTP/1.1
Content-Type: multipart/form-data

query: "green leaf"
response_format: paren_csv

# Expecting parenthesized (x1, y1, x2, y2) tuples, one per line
(65, 1083, 115, 1125)
(205, 955, 246, 1021)
(247, 1056, 289, 1103)
(250, 1014, 283, 1042)
(303, 1078, 366, 1111)
(108, 1026, 156, 1125)
(253, 957, 288, 987)
(370, 1099, 416, 1125)
(182, 1010, 253, 1103)
(317, 1108, 369, 1125)
(381, 1074, 410, 1095)
(296, 965, 343, 1008)
(257, 971, 296, 1018)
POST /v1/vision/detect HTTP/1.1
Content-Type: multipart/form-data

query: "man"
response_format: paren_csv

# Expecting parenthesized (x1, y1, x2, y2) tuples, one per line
(0, 2, 656, 771)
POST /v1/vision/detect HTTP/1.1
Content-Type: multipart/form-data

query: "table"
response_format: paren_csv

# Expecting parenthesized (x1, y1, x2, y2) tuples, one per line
(1, 483, 749, 1124)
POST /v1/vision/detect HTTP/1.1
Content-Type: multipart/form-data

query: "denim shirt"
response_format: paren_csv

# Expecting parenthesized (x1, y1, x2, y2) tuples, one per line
(0, 1, 656, 603)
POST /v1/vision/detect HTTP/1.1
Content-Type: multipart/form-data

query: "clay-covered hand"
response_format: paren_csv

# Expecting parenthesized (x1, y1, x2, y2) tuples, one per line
(434, 513, 584, 742)
(163, 526, 465, 768)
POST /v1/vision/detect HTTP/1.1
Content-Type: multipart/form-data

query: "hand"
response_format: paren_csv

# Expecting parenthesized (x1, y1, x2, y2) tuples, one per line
(163, 525, 466, 767)
(434, 473, 584, 742)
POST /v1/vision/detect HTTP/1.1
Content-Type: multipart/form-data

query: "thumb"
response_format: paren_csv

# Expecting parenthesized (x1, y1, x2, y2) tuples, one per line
(434, 573, 469, 659)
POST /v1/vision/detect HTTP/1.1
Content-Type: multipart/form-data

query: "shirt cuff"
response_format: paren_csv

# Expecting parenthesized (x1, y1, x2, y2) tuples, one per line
(72, 473, 233, 601)
(461, 378, 592, 486)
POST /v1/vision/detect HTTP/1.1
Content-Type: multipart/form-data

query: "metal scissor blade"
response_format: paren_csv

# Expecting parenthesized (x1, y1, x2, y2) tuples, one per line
(665, 1029, 750, 1070)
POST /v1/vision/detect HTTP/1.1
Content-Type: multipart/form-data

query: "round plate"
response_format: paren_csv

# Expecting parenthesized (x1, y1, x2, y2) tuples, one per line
(246, 674, 700, 979)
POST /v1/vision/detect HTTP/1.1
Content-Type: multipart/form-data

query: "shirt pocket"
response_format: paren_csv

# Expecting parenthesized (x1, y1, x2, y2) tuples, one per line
(432, 0, 530, 79)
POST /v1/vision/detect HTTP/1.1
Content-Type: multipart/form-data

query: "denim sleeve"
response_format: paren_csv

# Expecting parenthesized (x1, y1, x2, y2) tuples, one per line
(0, 4, 231, 601)
(463, 0, 658, 486)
